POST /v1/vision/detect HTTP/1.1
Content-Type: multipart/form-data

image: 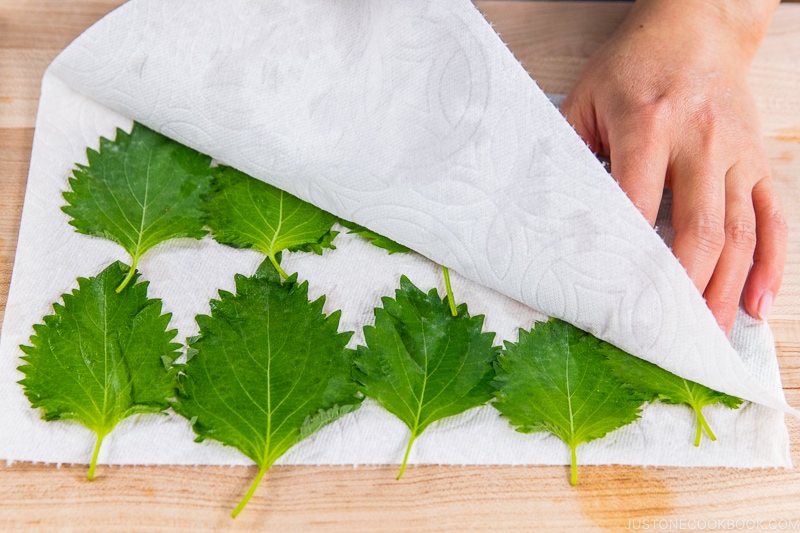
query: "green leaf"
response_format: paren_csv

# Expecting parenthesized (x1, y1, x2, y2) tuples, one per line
(203, 167, 338, 279)
(338, 219, 410, 254)
(17, 261, 180, 480)
(601, 346, 742, 446)
(288, 228, 339, 255)
(355, 276, 499, 479)
(172, 258, 362, 517)
(62, 123, 215, 292)
(492, 319, 644, 486)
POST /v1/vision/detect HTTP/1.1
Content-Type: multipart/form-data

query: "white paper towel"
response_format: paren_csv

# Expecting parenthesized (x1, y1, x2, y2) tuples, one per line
(0, 0, 792, 468)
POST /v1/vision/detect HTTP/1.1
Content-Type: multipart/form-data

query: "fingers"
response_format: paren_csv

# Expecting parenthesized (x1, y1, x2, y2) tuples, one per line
(702, 163, 757, 334)
(673, 157, 786, 334)
(560, 91, 602, 155)
(607, 113, 670, 226)
(562, 94, 669, 226)
(743, 176, 788, 321)
(560, 75, 785, 333)
(670, 158, 726, 299)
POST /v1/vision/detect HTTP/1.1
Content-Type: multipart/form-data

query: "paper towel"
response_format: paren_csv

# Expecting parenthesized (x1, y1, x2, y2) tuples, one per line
(0, 0, 792, 468)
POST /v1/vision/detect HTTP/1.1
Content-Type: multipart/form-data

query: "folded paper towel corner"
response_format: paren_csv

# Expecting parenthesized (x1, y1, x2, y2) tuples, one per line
(0, 0, 794, 468)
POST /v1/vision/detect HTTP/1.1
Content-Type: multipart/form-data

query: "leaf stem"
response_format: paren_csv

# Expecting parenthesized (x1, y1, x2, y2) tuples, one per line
(695, 406, 717, 444)
(232, 465, 269, 518)
(268, 254, 289, 280)
(87, 431, 107, 481)
(570, 443, 578, 486)
(115, 257, 139, 293)
(693, 414, 703, 447)
(442, 266, 457, 317)
(397, 431, 418, 480)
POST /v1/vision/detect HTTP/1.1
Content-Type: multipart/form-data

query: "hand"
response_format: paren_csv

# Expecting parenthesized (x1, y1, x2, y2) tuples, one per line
(560, 0, 787, 335)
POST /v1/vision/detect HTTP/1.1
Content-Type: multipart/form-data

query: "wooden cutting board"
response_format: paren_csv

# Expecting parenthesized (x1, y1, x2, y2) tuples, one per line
(1, 1, 799, 530)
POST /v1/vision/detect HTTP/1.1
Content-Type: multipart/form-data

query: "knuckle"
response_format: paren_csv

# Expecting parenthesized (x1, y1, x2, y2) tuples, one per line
(684, 210, 726, 253)
(713, 294, 741, 315)
(638, 102, 669, 133)
(724, 218, 756, 249)
(692, 107, 719, 133)
(717, 292, 740, 309)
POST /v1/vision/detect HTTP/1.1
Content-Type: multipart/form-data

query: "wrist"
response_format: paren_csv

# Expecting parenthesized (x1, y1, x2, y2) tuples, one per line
(618, 0, 778, 68)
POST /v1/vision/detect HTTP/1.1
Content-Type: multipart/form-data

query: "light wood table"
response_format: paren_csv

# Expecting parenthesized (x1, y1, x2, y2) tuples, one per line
(2, 2, 799, 531)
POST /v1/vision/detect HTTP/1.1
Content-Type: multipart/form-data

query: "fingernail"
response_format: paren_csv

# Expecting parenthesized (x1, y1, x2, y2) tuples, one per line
(758, 291, 774, 321)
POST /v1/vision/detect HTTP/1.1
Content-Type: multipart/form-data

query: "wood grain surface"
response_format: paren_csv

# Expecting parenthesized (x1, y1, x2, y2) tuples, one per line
(2, 2, 800, 531)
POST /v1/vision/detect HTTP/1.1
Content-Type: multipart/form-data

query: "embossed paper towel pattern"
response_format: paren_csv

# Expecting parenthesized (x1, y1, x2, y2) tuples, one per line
(47, 0, 797, 414)
(0, 0, 793, 468)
